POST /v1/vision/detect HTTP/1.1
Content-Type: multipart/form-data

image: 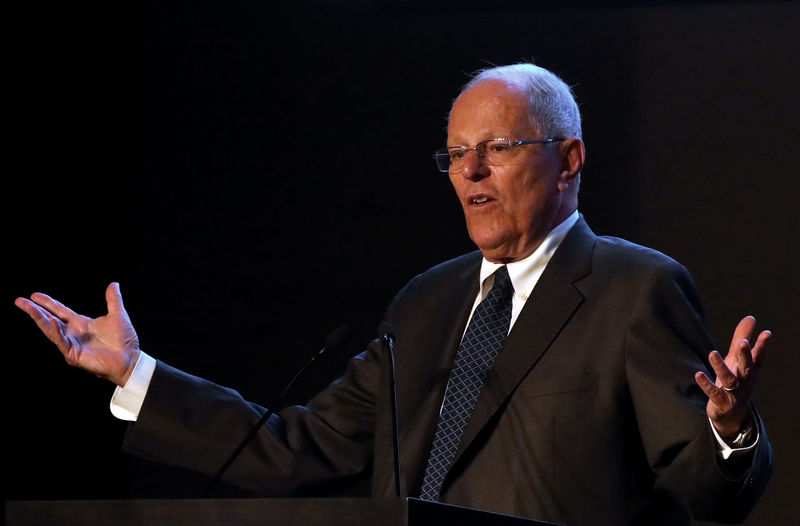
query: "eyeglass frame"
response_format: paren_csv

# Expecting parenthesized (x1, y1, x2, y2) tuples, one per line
(433, 137, 564, 173)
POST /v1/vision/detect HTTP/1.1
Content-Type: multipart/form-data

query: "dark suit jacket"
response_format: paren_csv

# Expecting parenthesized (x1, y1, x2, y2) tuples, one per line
(124, 217, 771, 526)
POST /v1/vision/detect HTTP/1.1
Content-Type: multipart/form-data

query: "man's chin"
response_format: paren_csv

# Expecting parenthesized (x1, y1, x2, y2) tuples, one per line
(470, 233, 540, 264)
(471, 236, 517, 263)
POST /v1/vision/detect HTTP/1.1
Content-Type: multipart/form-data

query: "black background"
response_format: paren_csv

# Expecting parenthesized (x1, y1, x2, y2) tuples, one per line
(5, 1, 799, 525)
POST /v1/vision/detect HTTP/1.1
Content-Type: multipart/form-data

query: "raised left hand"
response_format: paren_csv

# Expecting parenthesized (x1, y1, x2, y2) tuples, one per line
(694, 316, 771, 441)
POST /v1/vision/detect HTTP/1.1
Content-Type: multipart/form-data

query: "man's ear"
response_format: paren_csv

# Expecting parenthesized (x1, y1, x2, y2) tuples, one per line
(558, 138, 585, 191)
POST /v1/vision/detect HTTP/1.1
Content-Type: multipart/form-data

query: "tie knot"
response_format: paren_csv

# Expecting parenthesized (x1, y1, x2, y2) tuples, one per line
(491, 265, 513, 295)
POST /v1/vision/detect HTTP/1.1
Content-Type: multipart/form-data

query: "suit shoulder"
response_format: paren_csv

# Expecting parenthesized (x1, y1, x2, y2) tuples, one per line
(584, 235, 704, 302)
(387, 251, 480, 309)
(417, 251, 482, 283)
(593, 235, 687, 276)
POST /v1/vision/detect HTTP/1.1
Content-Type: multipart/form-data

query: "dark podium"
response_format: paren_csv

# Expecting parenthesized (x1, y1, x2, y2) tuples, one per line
(6, 497, 561, 526)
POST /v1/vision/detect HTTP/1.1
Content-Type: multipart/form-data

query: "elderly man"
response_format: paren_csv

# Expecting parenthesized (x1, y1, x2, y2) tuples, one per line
(16, 64, 771, 526)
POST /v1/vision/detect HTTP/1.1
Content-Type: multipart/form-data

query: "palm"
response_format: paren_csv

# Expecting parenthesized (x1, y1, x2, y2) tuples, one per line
(65, 313, 139, 377)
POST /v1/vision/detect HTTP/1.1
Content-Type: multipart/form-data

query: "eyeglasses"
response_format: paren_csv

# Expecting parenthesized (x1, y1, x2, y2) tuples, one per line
(433, 137, 563, 173)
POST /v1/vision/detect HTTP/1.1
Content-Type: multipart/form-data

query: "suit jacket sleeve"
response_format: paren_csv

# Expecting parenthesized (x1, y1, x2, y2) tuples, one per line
(122, 342, 384, 495)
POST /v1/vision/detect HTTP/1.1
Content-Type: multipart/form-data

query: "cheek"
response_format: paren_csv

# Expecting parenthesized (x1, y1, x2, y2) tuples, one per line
(504, 180, 552, 223)
(500, 180, 532, 216)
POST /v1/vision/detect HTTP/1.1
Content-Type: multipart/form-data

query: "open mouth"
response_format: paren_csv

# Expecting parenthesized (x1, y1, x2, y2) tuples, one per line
(469, 194, 494, 205)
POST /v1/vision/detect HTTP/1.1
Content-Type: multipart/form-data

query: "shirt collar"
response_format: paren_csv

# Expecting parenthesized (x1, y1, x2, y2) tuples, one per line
(477, 210, 580, 301)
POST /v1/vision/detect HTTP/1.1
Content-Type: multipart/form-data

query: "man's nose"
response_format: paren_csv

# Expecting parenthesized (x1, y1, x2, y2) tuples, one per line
(461, 150, 490, 181)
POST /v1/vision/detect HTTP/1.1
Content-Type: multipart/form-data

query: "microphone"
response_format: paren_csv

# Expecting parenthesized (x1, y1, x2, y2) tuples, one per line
(203, 324, 352, 496)
(381, 323, 405, 497)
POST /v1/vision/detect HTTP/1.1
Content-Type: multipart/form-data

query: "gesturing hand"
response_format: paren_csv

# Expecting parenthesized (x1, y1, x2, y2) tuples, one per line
(695, 316, 771, 441)
(15, 282, 141, 387)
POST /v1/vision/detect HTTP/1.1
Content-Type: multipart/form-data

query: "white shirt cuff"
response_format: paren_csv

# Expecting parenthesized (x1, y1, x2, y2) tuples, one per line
(109, 352, 156, 421)
(709, 416, 759, 460)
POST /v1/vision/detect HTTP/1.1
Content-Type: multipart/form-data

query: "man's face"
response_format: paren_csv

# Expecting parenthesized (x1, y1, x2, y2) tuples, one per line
(447, 80, 571, 263)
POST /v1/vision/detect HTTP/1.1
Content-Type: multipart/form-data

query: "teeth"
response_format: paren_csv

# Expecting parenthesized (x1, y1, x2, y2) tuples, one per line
(473, 197, 489, 204)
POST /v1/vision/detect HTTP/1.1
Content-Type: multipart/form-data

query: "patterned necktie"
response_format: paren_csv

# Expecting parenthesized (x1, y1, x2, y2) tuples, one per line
(419, 265, 514, 501)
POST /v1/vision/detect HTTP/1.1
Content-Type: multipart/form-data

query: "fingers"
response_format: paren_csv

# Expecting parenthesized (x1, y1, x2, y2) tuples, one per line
(709, 350, 739, 389)
(751, 330, 771, 368)
(28, 292, 79, 323)
(728, 316, 755, 355)
(695, 371, 728, 407)
(728, 316, 771, 374)
(14, 297, 71, 350)
(105, 282, 126, 314)
(15, 296, 42, 319)
(15, 297, 54, 328)
(733, 338, 755, 378)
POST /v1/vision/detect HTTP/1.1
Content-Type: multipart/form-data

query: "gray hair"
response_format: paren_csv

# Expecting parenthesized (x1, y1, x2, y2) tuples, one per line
(458, 63, 582, 139)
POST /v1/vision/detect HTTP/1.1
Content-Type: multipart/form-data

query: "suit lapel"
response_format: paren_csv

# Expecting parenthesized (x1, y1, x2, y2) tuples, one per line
(447, 218, 596, 475)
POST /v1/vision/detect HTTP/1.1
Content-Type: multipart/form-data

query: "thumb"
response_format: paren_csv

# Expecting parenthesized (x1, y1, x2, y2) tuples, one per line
(106, 282, 126, 314)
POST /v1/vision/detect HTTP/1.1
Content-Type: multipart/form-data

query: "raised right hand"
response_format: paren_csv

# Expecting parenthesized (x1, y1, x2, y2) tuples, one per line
(15, 282, 141, 386)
